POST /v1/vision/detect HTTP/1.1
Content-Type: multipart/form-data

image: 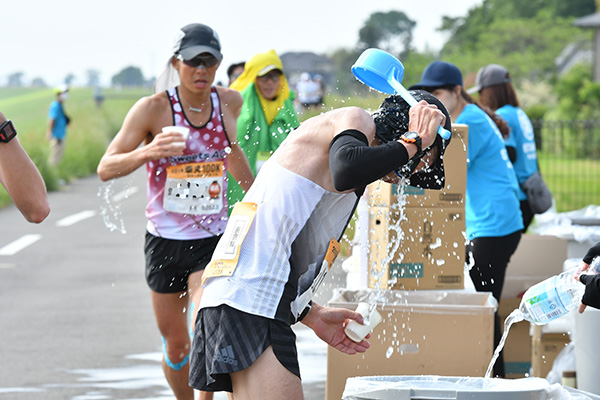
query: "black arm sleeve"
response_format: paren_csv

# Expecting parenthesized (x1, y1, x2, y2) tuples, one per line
(329, 129, 409, 192)
(579, 274, 600, 310)
(583, 242, 600, 264)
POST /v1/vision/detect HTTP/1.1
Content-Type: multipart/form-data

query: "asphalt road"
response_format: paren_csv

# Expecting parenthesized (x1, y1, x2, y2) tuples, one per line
(0, 169, 347, 400)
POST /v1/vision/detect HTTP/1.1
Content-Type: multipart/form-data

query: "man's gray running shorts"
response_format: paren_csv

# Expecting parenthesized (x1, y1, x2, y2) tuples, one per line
(189, 304, 300, 392)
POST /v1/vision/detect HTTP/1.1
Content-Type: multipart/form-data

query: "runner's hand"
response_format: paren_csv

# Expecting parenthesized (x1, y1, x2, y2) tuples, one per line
(147, 131, 186, 159)
(301, 303, 370, 355)
(408, 100, 446, 150)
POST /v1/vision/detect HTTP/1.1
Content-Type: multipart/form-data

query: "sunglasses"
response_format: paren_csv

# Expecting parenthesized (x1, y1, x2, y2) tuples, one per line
(177, 54, 219, 69)
(257, 71, 282, 83)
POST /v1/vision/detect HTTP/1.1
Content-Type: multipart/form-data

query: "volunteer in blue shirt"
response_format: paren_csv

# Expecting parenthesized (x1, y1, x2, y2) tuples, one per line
(468, 64, 542, 230)
(411, 61, 524, 378)
(46, 84, 71, 166)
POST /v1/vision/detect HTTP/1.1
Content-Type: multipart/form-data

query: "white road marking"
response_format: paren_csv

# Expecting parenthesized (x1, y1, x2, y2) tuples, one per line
(0, 263, 16, 268)
(112, 186, 139, 202)
(0, 234, 42, 256)
(55, 210, 97, 227)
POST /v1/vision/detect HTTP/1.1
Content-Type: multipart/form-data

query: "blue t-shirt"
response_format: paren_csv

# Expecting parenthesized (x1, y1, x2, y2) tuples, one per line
(456, 104, 523, 240)
(497, 104, 539, 201)
(48, 100, 68, 140)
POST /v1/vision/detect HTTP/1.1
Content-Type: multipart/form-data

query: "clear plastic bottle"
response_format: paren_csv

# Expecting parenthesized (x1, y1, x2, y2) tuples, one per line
(519, 257, 600, 325)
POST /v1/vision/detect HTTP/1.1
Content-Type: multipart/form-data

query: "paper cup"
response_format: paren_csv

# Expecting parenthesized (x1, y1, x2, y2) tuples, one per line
(162, 126, 190, 140)
(344, 302, 383, 343)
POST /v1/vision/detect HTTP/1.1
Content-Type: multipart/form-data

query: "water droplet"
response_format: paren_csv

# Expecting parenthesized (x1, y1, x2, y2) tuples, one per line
(386, 346, 394, 358)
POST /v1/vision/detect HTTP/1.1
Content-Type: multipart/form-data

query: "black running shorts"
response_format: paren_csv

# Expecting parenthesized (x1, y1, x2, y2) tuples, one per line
(189, 304, 300, 392)
(144, 232, 221, 293)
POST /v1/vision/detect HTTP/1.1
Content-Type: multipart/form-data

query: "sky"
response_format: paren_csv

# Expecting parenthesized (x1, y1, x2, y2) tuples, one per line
(1, 0, 483, 87)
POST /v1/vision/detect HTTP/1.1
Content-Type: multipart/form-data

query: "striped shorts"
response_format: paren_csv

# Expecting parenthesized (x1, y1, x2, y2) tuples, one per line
(189, 304, 300, 392)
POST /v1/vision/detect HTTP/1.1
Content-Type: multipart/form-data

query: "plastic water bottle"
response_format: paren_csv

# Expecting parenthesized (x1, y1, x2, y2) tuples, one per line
(519, 257, 600, 325)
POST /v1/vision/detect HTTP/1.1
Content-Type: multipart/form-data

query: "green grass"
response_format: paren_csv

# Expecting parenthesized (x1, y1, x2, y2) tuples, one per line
(0, 86, 150, 207)
(539, 152, 600, 212)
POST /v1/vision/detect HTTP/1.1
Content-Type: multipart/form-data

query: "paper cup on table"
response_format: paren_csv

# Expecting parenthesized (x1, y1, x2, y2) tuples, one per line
(162, 126, 190, 148)
(344, 302, 382, 343)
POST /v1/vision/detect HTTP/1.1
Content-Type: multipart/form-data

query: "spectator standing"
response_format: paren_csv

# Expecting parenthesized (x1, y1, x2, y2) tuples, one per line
(97, 23, 254, 400)
(468, 64, 543, 230)
(411, 61, 524, 378)
(47, 84, 71, 166)
(227, 49, 299, 209)
(296, 72, 321, 110)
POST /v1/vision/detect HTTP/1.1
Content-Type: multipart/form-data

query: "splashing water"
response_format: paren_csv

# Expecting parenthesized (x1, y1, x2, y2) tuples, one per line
(98, 179, 135, 234)
(485, 308, 524, 378)
(385, 346, 394, 358)
(367, 180, 413, 359)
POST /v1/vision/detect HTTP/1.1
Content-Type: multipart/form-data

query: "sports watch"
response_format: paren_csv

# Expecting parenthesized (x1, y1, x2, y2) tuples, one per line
(0, 120, 17, 143)
(400, 131, 422, 154)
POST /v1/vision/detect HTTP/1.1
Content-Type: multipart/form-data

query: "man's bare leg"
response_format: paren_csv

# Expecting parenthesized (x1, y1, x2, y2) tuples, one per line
(151, 291, 201, 400)
(230, 346, 303, 400)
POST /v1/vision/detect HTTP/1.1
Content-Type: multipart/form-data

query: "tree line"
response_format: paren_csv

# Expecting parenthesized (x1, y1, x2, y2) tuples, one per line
(4, 0, 598, 121)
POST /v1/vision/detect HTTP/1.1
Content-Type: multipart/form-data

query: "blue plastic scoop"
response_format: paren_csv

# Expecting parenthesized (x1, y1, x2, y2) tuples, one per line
(351, 48, 451, 140)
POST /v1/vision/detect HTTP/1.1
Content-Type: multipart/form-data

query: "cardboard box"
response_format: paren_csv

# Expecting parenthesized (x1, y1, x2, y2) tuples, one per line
(367, 124, 468, 208)
(326, 289, 495, 400)
(502, 234, 568, 298)
(498, 298, 532, 378)
(368, 206, 465, 290)
(531, 325, 570, 378)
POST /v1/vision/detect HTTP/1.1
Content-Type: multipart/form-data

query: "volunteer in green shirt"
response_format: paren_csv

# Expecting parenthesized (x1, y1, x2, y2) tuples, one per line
(227, 49, 299, 210)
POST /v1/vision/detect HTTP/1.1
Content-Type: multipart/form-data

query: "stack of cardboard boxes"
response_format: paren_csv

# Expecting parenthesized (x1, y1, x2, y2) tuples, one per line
(326, 125, 499, 400)
(367, 124, 469, 291)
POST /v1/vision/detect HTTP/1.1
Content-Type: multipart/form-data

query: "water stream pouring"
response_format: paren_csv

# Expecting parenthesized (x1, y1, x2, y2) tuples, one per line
(351, 48, 451, 141)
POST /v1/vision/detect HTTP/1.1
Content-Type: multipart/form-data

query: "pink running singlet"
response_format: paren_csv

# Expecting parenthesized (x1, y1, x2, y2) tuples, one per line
(145, 87, 231, 240)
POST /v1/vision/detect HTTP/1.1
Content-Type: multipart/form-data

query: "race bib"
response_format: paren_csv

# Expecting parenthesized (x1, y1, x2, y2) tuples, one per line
(163, 161, 224, 215)
(202, 202, 258, 285)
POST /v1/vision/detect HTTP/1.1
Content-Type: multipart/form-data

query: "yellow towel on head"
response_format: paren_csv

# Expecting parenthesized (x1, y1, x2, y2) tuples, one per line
(230, 49, 290, 125)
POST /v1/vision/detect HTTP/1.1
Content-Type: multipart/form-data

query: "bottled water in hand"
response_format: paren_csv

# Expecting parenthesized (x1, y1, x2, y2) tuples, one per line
(519, 257, 600, 325)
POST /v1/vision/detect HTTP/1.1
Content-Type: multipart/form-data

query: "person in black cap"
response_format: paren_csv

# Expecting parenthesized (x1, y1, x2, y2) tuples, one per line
(468, 64, 547, 230)
(188, 91, 449, 399)
(97, 23, 254, 400)
(410, 61, 523, 378)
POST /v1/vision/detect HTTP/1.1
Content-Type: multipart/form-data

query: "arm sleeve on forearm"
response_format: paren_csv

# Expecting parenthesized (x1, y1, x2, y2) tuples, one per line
(583, 242, 600, 264)
(329, 129, 409, 192)
(580, 274, 600, 310)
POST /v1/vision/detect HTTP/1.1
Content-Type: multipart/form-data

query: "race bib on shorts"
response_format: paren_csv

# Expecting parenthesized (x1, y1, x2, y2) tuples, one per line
(163, 161, 224, 215)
